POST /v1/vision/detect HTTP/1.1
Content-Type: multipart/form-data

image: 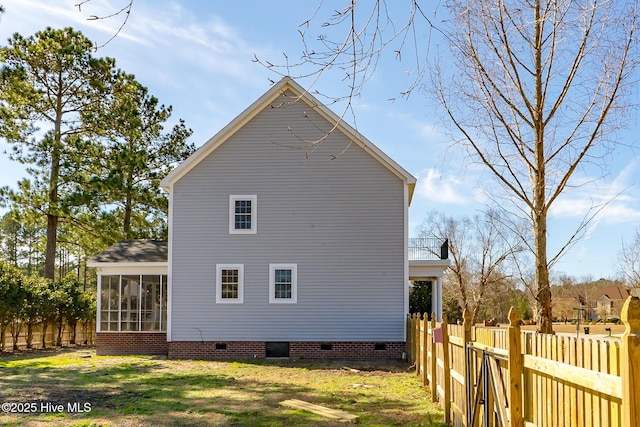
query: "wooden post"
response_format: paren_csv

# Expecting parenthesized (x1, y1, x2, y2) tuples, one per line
(462, 307, 472, 425)
(508, 307, 524, 427)
(413, 313, 422, 376)
(408, 314, 415, 366)
(421, 313, 429, 386)
(430, 313, 437, 401)
(621, 296, 640, 427)
(441, 313, 451, 424)
(414, 314, 421, 372)
(406, 314, 412, 365)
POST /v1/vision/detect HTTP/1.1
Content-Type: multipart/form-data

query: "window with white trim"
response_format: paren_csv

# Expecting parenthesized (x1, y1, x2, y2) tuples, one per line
(269, 264, 297, 304)
(229, 195, 257, 234)
(216, 264, 244, 303)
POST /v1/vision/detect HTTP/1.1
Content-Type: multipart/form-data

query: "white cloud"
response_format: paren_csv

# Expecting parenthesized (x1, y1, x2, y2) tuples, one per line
(550, 158, 640, 225)
(415, 168, 470, 205)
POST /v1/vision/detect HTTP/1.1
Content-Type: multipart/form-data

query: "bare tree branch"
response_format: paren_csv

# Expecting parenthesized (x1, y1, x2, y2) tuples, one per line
(75, 0, 134, 50)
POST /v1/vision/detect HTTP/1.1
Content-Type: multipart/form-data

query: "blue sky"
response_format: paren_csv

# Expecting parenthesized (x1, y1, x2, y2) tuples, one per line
(1, 0, 639, 280)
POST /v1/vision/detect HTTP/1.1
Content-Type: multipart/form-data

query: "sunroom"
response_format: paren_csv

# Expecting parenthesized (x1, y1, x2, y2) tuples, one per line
(87, 240, 169, 355)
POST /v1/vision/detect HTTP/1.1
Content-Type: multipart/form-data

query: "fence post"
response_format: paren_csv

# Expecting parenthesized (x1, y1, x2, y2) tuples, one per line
(414, 314, 421, 372)
(421, 313, 429, 386)
(441, 313, 451, 424)
(621, 296, 640, 427)
(430, 312, 437, 401)
(409, 314, 416, 366)
(508, 307, 524, 427)
(462, 307, 472, 424)
(416, 314, 423, 381)
(407, 314, 413, 365)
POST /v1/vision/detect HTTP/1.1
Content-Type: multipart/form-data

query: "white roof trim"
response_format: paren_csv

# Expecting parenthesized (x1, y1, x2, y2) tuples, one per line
(160, 77, 416, 203)
(86, 261, 168, 268)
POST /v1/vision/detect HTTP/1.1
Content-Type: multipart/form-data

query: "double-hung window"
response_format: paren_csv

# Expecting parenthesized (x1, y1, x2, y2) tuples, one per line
(269, 264, 297, 304)
(229, 195, 257, 234)
(216, 264, 244, 303)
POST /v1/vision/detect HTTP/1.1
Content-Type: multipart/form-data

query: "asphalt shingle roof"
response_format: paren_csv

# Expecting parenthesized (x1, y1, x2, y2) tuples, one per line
(89, 240, 168, 263)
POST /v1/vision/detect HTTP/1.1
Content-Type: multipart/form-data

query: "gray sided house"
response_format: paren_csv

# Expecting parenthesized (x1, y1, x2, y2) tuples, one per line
(88, 78, 449, 359)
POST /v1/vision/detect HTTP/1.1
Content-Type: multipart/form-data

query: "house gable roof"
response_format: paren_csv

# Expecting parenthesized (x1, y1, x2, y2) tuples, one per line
(87, 240, 168, 266)
(160, 77, 416, 203)
(591, 285, 630, 301)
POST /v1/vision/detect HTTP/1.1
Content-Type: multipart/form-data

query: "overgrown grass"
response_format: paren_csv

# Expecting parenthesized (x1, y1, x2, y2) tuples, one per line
(0, 348, 445, 426)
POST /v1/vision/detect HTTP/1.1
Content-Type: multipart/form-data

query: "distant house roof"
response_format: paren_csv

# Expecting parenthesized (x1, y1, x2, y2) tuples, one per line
(591, 285, 630, 301)
(159, 77, 417, 204)
(87, 240, 168, 265)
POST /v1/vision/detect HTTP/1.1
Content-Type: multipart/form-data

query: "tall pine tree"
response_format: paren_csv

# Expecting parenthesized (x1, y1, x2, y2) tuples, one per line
(86, 71, 194, 240)
(0, 27, 116, 279)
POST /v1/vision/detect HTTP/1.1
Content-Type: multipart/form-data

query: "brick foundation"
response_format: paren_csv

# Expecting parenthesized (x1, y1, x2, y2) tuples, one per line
(96, 332, 168, 356)
(168, 341, 406, 360)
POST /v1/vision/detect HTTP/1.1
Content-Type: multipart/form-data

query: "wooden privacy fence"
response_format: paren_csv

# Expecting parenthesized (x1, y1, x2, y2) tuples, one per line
(0, 321, 95, 351)
(407, 296, 640, 427)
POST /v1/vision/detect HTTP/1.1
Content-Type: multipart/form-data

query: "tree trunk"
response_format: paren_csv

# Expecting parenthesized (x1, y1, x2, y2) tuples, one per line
(534, 207, 553, 333)
(0, 323, 6, 352)
(70, 321, 77, 345)
(56, 318, 64, 346)
(44, 213, 58, 279)
(11, 321, 20, 351)
(26, 322, 33, 349)
(45, 84, 64, 280)
(124, 198, 132, 239)
(533, 0, 553, 334)
(41, 320, 49, 348)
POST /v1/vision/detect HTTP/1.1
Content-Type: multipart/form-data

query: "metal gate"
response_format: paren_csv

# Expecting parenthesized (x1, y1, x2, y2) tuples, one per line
(466, 344, 511, 427)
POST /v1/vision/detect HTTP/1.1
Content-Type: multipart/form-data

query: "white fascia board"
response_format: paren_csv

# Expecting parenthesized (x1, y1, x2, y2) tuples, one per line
(86, 261, 168, 268)
(88, 263, 168, 276)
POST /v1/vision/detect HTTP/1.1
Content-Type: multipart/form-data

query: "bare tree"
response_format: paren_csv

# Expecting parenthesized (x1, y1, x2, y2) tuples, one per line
(616, 228, 640, 289)
(263, 1, 640, 333)
(420, 210, 523, 324)
(433, 0, 639, 333)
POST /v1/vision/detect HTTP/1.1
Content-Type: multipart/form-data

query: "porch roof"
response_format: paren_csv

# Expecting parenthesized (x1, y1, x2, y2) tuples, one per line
(88, 240, 168, 265)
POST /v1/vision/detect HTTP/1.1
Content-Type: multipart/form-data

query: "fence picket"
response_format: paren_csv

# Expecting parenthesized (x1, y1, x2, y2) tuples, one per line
(408, 296, 638, 427)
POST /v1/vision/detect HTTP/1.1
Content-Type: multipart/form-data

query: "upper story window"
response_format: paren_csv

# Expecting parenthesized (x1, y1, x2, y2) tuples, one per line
(216, 264, 244, 304)
(229, 195, 257, 234)
(269, 264, 297, 304)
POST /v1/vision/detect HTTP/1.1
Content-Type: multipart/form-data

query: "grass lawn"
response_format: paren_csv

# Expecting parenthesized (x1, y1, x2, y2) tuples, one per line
(0, 348, 445, 426)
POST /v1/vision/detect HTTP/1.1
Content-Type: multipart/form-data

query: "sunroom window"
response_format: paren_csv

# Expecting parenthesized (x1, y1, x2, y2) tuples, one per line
(99, 274, 167, 332)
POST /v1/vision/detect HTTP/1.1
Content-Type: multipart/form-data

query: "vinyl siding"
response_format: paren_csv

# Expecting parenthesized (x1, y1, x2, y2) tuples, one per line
(170, 91, 406, 342)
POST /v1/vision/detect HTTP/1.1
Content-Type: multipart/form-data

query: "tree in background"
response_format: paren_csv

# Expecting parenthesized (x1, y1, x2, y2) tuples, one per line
(0, 27, 116, 279)
(0, 28, 193, 278)
(616, 228, 640, 289)
(442, 292, 464, 324)
(85, 71, 194, 240)
(0, 204, 46, 276)
(420, 210, 523, 324)
(409, 280, 432, 315)
(20, 276, 50, 348)
(0, 210, 21, 266)
(0, 262, 25, 350)
(431, 1, 639, 333)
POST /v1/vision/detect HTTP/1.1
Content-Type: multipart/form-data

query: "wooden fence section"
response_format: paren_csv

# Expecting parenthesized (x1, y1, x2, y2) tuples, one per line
(0, 321, 95, 351)
(407, 296, 640, 427)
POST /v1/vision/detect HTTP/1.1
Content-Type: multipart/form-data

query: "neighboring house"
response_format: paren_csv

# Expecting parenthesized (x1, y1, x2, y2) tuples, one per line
(88, 77, 449, 359)
(591, 285, 631, 320)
